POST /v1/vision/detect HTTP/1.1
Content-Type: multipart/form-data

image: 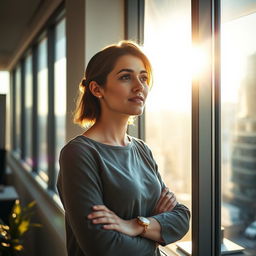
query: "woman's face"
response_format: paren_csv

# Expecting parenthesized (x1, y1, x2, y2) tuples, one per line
(99, 54, 149, 118)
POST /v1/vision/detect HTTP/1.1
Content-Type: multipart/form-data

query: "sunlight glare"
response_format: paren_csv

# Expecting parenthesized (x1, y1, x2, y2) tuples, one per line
(221, 13, 256, 103)
(191, 45, 208, 79)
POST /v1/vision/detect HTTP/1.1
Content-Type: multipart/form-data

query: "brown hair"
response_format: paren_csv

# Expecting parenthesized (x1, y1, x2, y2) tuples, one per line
(73, 40, 152, 128)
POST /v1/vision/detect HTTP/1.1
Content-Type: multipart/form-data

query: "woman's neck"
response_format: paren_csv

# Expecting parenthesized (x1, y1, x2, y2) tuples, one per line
(83, 116, 130, 146)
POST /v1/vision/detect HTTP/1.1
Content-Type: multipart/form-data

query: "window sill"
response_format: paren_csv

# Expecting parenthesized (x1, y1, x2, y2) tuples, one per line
(160, 244, 188, 256)
(161, 242, 250, 256)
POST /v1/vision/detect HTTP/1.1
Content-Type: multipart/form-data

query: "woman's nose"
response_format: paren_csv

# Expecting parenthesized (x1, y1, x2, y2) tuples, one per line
(133, 77, 144, 92)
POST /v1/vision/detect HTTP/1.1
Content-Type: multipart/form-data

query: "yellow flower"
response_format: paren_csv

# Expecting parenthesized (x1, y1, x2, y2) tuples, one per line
(18, 220, 30, 235)
(13, 200, 21, 215)
(0, 224, 9, 230)
(27, 201, 36, 208)
(0, 230, 7, 237)
(1, 242, 10, 247)
(14, 244, 24, 251)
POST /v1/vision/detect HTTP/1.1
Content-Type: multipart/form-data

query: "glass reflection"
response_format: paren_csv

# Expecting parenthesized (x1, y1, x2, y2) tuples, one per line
(221, 1, 256, 254)
(25, 54, 33, 166)
(15, 65, 21, 156)
(54, 19, 66, 172)
(143, 0, 191, 248)
(37, 38, 48, 178)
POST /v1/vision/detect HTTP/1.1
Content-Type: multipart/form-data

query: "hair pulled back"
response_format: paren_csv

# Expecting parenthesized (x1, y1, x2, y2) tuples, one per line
(73, 41, 152, 128)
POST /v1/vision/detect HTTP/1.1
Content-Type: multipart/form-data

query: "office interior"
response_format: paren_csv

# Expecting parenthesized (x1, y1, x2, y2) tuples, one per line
(0, 0, 256, 255)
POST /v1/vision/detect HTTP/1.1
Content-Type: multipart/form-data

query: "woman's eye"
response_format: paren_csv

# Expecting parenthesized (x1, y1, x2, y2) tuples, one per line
(119, 74, 131, 81)
(140, 76, 148, 83)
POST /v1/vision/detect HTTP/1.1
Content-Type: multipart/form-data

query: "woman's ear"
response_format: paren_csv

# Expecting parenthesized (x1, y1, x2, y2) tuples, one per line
(89, 81, 104, 99)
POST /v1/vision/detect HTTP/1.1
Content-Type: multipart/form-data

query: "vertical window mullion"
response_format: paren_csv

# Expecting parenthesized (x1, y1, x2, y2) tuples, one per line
(137, 0, 145, 140)
(213, 0, 221, 255)
(32, 45, 39, 173)
(20, 58, 26, 160)
(47, 26, 56, 190)
(125, 0, 145, 140)
(11, 70, 16, 151)
(192, 0, 221, 255)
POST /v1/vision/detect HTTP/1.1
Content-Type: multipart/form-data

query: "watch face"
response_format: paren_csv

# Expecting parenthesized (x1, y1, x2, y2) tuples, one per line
(138, 216, 150, 225)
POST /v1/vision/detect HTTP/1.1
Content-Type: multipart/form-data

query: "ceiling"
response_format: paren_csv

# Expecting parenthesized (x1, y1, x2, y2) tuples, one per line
(1, 0, 256, 70)
(0, 0, 43, 69)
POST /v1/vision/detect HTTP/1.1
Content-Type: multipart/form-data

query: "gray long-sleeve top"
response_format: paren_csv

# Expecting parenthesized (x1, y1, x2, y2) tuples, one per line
(57, 135, 190, 256)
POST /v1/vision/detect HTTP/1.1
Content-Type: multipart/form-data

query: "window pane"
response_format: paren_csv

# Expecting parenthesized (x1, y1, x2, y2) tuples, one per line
(37, 38, 48, 179)
(0, 71, 9, 94)
(54, 19, 66, 172)
(25, 54, 33, 166)
(221, 1, 256, 254)
(15, 65, 21, 155)
(143, 0, 191, 249)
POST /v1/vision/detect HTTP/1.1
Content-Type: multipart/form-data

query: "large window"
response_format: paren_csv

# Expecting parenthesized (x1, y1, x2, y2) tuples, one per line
(24, 54, 33, 166)
(143, 0, 192, 247)
(37, 38, 48, 180)
(54, 18, 66, 172)
(10, 9, 66, 189)
(221, 1, 256, 254)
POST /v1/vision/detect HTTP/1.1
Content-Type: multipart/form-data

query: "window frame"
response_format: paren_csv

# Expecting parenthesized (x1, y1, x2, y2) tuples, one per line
(11, 69, 16, 151)
(52, 17, 67, 191)
(23, 52, 33, 167)
(32, 44, 39, 173)
(191, 0, 221, 255)
(14, 64, 22, 156)
(125, 0, 145, 140)
(37, 35, 49, 181)
(10, 6, 66, 192)
(47, 23, 56, 190)
(125, 0, 222, 255)
(20, 58, 26, 161)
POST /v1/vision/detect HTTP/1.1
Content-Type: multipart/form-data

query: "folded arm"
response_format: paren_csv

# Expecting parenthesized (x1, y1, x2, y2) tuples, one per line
(88, 185, 190, 245)
(57, 143, 156, 256)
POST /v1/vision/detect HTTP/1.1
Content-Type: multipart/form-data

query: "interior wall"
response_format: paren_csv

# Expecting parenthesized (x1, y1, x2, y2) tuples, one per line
(65, 0, 125, 142)
(65, 0, 86, 142)
(85, 0, 125, 65)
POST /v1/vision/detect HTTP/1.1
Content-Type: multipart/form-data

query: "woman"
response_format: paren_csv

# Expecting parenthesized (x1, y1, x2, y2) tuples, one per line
(57, 41, 190, 256)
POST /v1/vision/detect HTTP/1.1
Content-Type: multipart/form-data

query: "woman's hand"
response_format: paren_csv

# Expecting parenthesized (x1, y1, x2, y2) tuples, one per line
(153, 187, 177, 215)
(87, 205, 143, 237)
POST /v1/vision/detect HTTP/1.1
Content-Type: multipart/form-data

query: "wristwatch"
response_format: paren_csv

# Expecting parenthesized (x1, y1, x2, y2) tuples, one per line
(136, 216, 150, 235)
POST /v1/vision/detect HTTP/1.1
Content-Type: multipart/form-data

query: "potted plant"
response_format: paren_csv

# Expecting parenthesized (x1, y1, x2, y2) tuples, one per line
(0, 200, 41, 256)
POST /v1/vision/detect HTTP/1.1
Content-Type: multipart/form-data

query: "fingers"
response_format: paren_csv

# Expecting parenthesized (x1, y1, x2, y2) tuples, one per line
(154, 188, 177, 214)
(88, 205, 138, 236)
(87, 205, 126, 233)
(88, 205, 118, 226)
(162, 193, 177, 211)
(88, 205, 113, 219)
(92, 205, 112, 212)
(91, 216, 115, 224)
(154, 187, 169, 210)
(88, 210, 112, 220)
(160, 191, 177, 211)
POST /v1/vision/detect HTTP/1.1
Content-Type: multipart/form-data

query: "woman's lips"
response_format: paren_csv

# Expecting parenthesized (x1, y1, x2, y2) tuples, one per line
(128, 96, 145, 104)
